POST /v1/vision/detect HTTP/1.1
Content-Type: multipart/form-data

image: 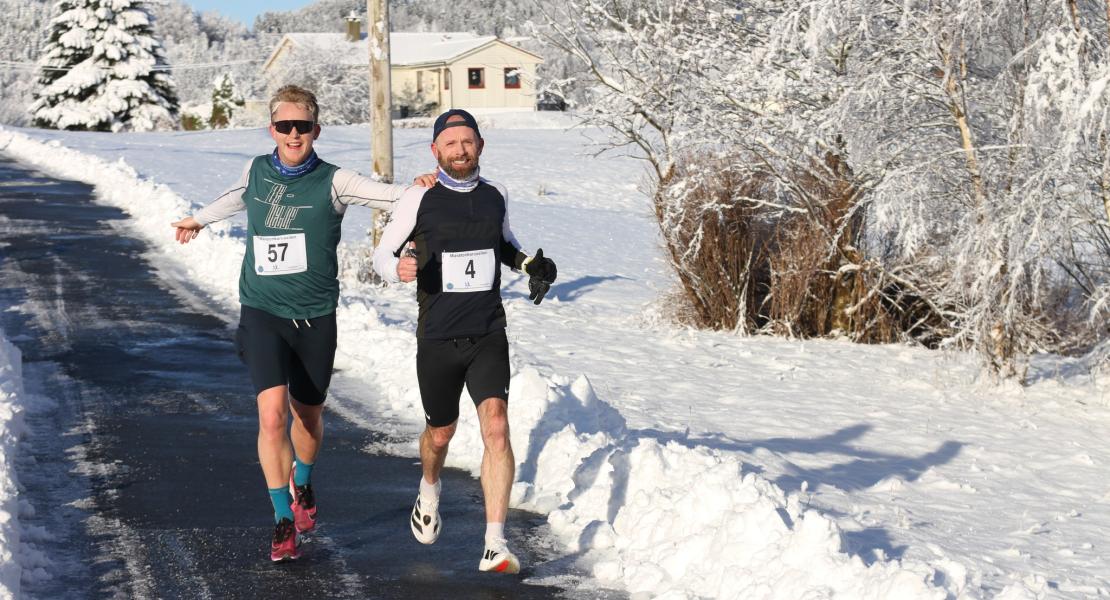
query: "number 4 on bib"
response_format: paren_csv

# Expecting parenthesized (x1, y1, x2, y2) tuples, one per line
(442, 249, 495, 292)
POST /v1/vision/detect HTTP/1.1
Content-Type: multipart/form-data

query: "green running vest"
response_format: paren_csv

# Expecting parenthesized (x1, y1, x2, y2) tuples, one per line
(238, 155, 342, 320)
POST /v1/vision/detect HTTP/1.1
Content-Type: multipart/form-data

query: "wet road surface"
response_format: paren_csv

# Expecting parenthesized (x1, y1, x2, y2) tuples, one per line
(0, 155, 616, 599)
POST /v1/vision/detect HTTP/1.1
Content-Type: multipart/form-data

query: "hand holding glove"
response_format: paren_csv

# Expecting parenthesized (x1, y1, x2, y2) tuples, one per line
(522, 248, 557, 305)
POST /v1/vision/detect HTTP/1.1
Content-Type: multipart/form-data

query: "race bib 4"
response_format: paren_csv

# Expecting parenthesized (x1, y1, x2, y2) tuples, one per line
(442, 248, 495, 292)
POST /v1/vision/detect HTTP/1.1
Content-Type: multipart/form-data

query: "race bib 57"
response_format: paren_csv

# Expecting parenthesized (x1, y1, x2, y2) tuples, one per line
(253, 233, 308, 276)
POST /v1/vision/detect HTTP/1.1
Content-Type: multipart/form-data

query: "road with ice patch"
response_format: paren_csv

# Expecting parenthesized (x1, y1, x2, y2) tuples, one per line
(0, 156, 610, 599)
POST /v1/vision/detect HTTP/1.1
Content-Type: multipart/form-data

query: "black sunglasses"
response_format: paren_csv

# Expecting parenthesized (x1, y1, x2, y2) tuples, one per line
(272, 120, 314, 135)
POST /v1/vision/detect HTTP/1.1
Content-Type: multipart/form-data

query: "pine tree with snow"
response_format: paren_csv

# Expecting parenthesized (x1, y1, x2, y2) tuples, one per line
(208, 72, 242, 128)
(30, 0, 179, 131)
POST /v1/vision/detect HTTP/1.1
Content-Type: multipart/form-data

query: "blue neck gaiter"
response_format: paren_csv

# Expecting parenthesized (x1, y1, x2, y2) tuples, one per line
(270, 148, 320, 178)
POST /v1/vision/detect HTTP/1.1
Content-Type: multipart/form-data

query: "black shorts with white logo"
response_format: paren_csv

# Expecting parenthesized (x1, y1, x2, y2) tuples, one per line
(235, 304, 337, 406)
(416, 329, 510, 427)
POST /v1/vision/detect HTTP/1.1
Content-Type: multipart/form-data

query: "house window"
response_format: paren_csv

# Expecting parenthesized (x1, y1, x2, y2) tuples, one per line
(443, 68, 450, 90)
(504, 67, 521, 89)
(468, 68, 484, 89)
(416, 71, 424, 93)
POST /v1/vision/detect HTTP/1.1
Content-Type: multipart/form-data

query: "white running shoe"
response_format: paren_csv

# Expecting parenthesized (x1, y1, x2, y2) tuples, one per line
(410, 494, 441, 544)
(478, 538, 520, 574)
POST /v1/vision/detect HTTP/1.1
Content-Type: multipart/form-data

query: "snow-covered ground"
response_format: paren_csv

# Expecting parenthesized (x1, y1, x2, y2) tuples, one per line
(0, 329, 26, 600)
(1, 118, 1109, 599)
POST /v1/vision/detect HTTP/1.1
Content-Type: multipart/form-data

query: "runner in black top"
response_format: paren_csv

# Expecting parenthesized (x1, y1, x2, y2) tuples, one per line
(372, 109, 557, 574)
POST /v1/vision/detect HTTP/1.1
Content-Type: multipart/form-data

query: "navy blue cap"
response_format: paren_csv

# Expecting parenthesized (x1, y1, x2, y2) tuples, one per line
(432, 109, 481, 142)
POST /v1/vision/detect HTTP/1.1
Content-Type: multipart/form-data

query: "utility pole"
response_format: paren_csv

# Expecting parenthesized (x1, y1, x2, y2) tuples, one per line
(368, 0, 393, 247)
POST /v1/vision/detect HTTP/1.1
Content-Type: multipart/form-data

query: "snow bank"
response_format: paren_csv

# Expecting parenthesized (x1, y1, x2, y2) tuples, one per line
(344, 343, 956, 598)
(0, 329, 26, 599)
(0, 127, 244, 310)
(0, 126, 960, 599)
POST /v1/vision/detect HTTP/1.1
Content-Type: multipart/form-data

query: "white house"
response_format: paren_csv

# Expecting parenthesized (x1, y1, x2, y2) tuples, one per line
(260, 18, 544, 116)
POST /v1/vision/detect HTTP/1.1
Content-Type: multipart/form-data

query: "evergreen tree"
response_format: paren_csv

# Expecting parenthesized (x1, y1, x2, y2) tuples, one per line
(31, 0, 179, 131)
(208, 72, 243, 128)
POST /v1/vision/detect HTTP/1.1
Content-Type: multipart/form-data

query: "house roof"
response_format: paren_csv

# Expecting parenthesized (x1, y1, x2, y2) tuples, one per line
(262, 32, 542, 71)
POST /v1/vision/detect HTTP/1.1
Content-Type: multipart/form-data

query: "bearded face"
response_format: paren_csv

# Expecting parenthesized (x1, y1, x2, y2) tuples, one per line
(432, 120, 483, 179)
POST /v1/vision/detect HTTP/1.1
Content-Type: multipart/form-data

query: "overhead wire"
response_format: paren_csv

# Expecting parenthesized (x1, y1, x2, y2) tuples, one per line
(0, 58, 264, 73)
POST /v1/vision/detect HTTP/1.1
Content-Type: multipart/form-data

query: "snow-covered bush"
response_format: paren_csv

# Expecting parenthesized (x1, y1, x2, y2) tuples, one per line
(545, 0, 1110, 378)
(654, 155, 776, 333)
(658, 150, 935, 344)
(31, 0, 178, 132)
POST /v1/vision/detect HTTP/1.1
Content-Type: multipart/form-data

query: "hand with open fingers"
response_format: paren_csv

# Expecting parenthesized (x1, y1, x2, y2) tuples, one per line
(398, 241, 419, 282)
(523, 248, 557, 305)
(413, 172, 437, 187)
(170, 216, 204, 244)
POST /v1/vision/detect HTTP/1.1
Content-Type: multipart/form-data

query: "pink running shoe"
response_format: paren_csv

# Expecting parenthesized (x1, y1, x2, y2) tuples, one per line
(289, 471, 317, 534)
(270, 518, 301, 562)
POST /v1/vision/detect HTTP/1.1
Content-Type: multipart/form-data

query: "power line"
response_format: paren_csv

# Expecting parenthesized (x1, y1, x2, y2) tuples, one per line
(0, 58, 264, 73)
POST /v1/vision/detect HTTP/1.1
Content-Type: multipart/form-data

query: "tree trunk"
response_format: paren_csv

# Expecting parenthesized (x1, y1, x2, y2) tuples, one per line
(940, 44, 987, 217)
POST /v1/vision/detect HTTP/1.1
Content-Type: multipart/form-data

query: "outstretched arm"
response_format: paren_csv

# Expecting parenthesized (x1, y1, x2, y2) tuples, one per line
(492, 181, 556, 304)
(171, 216, 204, 244)
(493, 181, 528, 268)
(170, 159, 251, 244)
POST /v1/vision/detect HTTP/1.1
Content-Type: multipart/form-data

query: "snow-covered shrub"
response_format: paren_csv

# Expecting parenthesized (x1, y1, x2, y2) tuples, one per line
(180, 113, 203, 130)
(546, 0, 1110, 378)
(655, 155, 775, 333)
(659, 151, 936, 343)
(763, 153, 910, 344)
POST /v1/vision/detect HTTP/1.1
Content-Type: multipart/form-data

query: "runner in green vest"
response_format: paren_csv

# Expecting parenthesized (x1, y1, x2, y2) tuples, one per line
(170, 85, 434, 562)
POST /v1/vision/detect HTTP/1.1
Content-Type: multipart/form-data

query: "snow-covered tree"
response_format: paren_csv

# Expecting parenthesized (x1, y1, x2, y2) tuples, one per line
(0, 1, 52, 126)
(31, 0, 179, 131)
(208, 72, 243, 128)
(264, 44, 367, 124)
(148, 0, 267, 109)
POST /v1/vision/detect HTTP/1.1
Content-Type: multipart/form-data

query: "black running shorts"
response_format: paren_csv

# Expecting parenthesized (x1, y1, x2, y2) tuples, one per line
(416, 329, 510, 427)
(235, 304, 337, 406)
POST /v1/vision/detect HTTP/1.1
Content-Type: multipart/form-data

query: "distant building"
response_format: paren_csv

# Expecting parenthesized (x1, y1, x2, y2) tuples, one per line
(260, 16, 544, 117)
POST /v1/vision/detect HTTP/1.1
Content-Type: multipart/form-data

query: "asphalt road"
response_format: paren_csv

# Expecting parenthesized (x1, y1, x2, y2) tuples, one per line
(0, 155, 617, 599)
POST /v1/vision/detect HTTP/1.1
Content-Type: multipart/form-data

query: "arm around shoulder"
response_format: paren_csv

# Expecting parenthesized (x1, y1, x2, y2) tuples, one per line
(333, 168, 411, 211)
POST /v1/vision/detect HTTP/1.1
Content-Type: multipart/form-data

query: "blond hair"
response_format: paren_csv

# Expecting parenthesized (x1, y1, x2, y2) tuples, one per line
(269, 85, 320, 122)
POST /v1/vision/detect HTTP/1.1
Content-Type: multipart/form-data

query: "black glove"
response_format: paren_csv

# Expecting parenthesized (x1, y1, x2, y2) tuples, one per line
(524, 248, 557, 305)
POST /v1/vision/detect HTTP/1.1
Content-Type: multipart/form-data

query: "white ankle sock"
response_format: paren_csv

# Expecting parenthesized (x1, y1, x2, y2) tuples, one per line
(420, 477, 441, 502)
(485, 522, 505, 546)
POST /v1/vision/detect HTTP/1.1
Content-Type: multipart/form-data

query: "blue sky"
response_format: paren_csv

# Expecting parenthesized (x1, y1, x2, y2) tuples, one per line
(181, 1, 316, 27)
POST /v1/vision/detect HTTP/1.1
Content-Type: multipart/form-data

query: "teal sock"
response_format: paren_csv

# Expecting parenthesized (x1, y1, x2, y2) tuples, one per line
(269, 487, 294, 523)
(293, 456, 314, 487)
